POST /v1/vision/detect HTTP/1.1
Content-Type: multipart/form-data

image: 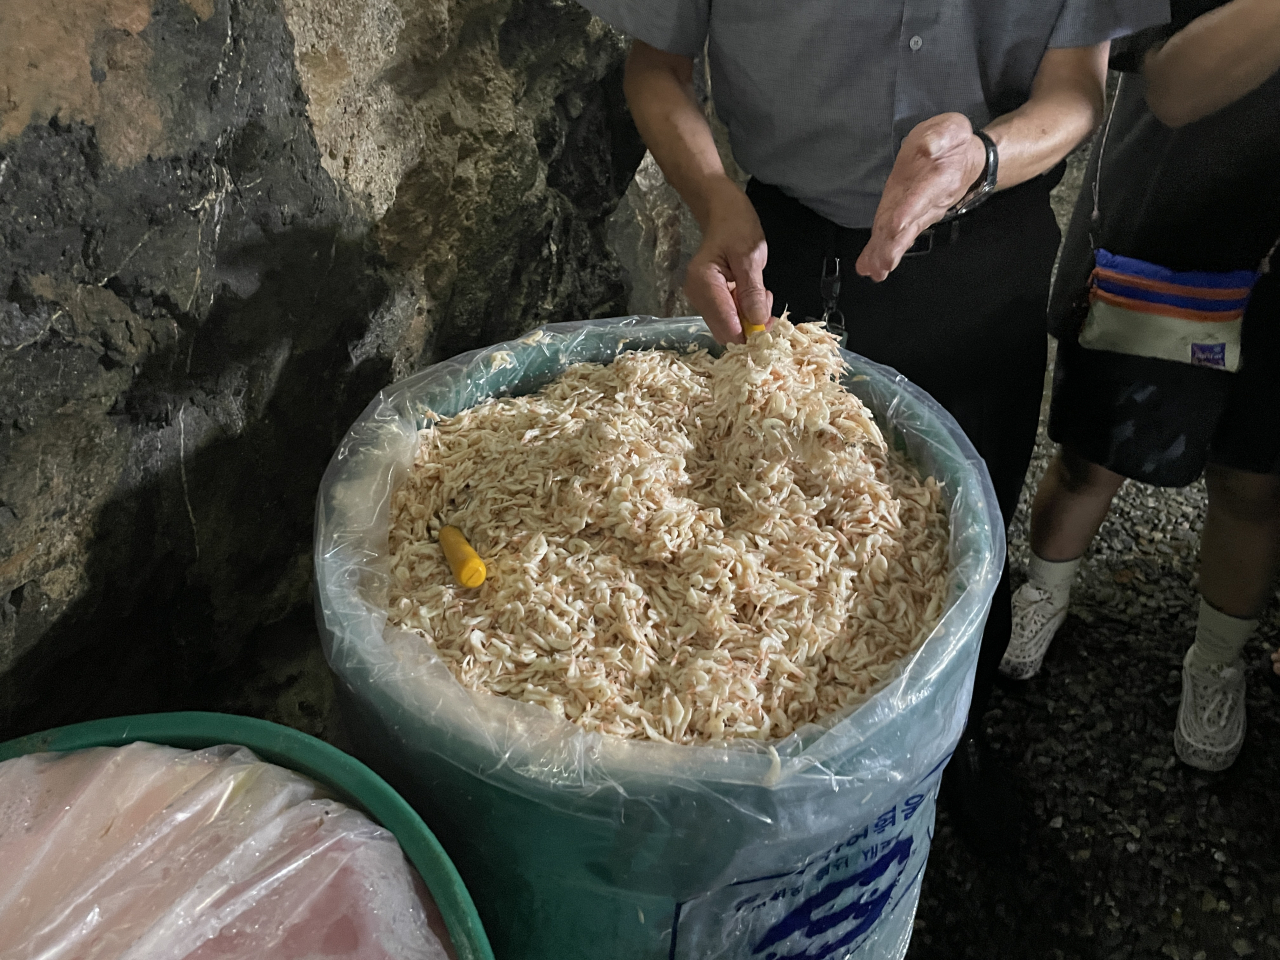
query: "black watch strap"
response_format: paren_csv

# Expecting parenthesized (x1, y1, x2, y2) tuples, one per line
(944, 122, 999, 221)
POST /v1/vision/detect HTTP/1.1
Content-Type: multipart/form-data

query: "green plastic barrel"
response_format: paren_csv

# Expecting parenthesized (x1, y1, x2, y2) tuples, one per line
(0, 710, 495, 960)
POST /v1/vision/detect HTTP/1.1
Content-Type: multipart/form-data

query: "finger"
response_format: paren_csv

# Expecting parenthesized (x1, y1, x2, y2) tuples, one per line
(686, 263, 744, 344)
(732, 285, 773, 338)
(854, 251, 885, 282)
(855, 239, 897, 283)
(728, 251, 770, 330)
(858, 200, 936, 281)
(857, 205, 922, 282)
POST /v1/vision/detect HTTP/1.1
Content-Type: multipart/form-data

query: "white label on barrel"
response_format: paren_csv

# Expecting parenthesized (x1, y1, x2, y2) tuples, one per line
(668, 762, 946, 960)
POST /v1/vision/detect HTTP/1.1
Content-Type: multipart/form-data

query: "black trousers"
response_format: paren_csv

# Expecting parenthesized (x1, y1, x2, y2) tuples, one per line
(748, 176, 1062, 726)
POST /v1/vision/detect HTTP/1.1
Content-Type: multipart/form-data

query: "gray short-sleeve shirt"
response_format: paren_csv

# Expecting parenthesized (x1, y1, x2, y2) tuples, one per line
(580, 0, 1169, 227)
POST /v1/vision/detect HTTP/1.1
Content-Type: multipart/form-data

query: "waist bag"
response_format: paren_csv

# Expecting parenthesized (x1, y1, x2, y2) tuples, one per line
(1079, 73, 1275, 373)
(1079, 249, 1259, 372)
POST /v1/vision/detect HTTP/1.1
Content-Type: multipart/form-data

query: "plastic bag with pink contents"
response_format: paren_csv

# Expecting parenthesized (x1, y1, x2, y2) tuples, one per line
(0, 741, 455, 960)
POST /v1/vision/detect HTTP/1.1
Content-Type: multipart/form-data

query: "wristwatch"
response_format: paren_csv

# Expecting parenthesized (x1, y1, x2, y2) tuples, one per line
(943, 121, 999, 221)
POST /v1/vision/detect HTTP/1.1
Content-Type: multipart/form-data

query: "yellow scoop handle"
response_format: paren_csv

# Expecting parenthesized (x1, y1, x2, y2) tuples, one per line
(440, 525, 486, 588)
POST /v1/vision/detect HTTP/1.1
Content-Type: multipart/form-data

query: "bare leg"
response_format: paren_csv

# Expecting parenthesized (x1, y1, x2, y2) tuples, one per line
(1174, 465, 1279, 771)
(1001, 447, 1127, 681)
(1198, 463, 1280, 618)
(1029, 446, 1127, 562)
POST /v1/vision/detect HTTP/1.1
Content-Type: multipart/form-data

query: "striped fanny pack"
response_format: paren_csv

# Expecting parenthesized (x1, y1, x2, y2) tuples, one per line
(1078, 248, 1259, 373)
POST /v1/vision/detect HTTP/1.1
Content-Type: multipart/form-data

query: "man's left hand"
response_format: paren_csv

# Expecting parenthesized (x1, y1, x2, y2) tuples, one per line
(855, 113, 986, 282)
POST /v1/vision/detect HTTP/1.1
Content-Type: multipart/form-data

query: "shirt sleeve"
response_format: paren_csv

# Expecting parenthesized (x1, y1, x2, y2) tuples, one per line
(1047, 0, 1171, 48)
(574, 0, 709, 57)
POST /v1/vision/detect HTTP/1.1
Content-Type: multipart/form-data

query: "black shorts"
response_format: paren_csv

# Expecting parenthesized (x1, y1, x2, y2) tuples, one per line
(1048, 270, 1280, 487)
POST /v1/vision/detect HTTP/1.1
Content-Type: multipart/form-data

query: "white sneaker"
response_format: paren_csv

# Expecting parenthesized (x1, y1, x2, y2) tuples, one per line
(1174, 649, 1246, 772)
(999, 583, 1068, 680)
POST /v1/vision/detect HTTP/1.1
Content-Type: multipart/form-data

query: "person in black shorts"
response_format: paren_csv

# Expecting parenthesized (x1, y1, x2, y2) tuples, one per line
(997, 0, 1280, 771)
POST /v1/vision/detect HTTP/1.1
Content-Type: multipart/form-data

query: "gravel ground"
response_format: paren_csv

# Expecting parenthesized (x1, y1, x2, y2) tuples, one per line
(910, 407, 1280, 960)
(908, 148, 1280, 960)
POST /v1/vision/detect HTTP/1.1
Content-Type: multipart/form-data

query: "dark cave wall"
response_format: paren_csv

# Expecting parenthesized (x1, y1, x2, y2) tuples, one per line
(0, 0, 644, 737)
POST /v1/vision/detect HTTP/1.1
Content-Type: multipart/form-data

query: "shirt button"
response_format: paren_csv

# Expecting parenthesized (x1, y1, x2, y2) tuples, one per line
(909, 35, 923, 51)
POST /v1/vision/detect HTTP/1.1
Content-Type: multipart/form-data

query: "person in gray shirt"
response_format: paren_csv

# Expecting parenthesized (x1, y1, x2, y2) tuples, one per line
(577, 0, 1168, 854)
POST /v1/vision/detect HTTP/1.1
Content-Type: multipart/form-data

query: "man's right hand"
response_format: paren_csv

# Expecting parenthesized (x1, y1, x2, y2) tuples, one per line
(622, 41, 774, 343)
(683, 178, 773, 344)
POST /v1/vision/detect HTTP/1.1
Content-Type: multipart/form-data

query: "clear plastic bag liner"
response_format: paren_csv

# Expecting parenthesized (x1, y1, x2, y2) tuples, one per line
(314, 317, 1004, 960)
(0, 742, 454, 960)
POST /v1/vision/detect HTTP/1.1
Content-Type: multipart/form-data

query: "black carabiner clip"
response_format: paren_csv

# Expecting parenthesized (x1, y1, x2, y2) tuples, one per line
(820, 256, 842, 305)
(819, 257, 847, 348)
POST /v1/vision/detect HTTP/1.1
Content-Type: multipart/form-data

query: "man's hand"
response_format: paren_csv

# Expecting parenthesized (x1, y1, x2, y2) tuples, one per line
(855, 113, 986, 282)
(623, 41, 775, 344)
(684, 178, 774, 343)
(856, 45, 1108, 283)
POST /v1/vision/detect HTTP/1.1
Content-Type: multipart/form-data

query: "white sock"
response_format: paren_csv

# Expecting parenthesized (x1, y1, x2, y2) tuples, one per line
(1189, 597, 1256, 670)
(1026, 552, 1080, 610)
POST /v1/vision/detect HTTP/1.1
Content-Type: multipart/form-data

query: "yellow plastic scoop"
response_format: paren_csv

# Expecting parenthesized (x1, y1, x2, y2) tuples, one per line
(439, 525, 486, 588)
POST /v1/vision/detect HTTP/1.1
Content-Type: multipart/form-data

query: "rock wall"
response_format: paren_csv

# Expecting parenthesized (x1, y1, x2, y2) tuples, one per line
(606, 153, 698, 319)
(0, 0, 644, 739)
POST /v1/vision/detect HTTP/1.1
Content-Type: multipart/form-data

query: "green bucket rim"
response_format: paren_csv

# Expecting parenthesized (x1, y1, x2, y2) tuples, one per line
(0, 711, 495, 960)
